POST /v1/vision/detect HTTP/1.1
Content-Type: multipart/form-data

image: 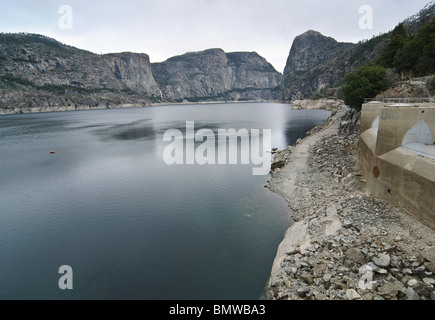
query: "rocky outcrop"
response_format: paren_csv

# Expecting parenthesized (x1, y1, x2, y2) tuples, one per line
(376, 76, 435, 100)
(291, 99, 344, 111)
(280, 3, 435, 102)
(283, 31, 353, 79)
(151, 49, 282, 101)
(281, 31, 355, 101)
(0, 34, 161, 90)
(280, 30, 394, 101)
(0, 33, 162, 112)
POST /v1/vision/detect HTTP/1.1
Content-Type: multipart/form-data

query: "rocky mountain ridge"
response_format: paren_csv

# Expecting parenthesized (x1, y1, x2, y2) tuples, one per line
(152, 48, 281, 102)
(1, 2, 434, 113)
(280, 30, 387, 101)
(280, 1, 435, 101)
(281, 30, 355, 100)
(0, 33, 281, 113)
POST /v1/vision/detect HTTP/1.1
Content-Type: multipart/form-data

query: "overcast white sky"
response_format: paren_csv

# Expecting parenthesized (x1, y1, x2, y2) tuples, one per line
(0, 0, 431, 72)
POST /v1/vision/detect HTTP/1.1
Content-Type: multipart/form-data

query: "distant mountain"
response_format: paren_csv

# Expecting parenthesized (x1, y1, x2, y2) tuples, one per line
(280, 30, 355, 100)
(151, 49, 281, 102)
(280, 1, 435, 101)
(0, 34, 281, 113)
(1, 1, 434, 113)
(0, 33, 161, 113)
(403, 0, 435, 32)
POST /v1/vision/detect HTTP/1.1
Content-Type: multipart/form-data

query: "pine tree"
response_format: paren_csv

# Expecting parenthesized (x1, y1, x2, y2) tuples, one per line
(394, 18, 435, 76)
(377, 24, 408, 68)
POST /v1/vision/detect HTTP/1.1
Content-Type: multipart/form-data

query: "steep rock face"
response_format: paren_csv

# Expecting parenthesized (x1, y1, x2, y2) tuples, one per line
(281, 30, 355, 101)
(0, 33, 160, 94)
(0, 34, 282, 112)
(151, 49, 282, 101)
(0, 33, 161, 111)
(280, 2, 435, 102)
(152, 49, 232, 100)
(100, 52, 161, 94)
(283, 30, 346, 74)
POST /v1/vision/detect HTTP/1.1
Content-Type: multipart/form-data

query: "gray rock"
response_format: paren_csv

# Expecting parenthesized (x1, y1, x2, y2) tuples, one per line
(422, 248, 435, 262)
(382, 243, 393, 253)
(346, 247, 366, 264)
(413, 265, 426, 275)
(377, 281, 404, 299)
(390, 255, 401, 268)
(372, 254, 391, 268)
(346, 289, 361, 300)
(313, 291, 328, 300)
(300, 271, 314, 284)
(424, 262, 435, 273)
(407, 279, 419, 287)
(404, 287, 420, 300)
(363, 262, 388, 274)
(353, 223, 363, 233)
(342, 220, 353, 228)
(402, 268, 413, 275)
(283, 278, 291, 288)
(336, 291, 347, 299)
(323, 273, 333, 283)
(423, 278, 435, 286)
(297, 284, 310, 297)
(325, 204, 337, 216)
(286, 247, 299, 255)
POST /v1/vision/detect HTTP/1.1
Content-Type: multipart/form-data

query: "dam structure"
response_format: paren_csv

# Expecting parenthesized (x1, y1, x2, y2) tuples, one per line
(359, 101, 435, 230)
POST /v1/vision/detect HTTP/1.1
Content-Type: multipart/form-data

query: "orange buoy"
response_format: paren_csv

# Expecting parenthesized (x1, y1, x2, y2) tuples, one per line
(50, 151, 55, 154)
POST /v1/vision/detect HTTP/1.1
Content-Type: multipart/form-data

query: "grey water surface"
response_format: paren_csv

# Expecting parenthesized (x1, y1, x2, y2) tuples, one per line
(0, 103, 330, 299)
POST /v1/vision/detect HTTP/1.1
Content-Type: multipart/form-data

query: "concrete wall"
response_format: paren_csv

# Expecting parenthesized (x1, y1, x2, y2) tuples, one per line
(359, 103, 435, 230)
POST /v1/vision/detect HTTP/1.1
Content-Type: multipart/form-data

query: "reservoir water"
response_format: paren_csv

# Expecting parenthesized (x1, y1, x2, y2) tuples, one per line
(0, 103, 330, 299)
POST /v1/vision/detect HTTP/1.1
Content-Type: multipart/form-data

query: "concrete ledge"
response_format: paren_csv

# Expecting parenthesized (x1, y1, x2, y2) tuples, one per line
(359, 103, 435, 230)
(401, 143, 435, 160)
(375, 148, 435, 230)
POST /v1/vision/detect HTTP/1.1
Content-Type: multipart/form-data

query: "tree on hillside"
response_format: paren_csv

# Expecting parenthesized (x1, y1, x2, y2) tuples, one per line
(342, 65, 387, 109)
(377, 24, 408, 68)
(394, 18, 435, 77)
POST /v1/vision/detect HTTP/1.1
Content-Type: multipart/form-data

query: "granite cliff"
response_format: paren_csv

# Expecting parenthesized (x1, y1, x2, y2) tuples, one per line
(280, 30, 381, 101)
(280, 2, 435, 101)
(282, 30, 354, 91)
(151, 49, 281, 102)
(0, 33, 163, 113)
(0, 34, 281, 113)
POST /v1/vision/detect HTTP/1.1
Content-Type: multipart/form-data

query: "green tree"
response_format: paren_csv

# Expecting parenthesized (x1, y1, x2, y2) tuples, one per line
(343, 65, 387, 109)
(393, 37, 422, 76)
(394, 18, 435, 76)
(377, 24, 408, 68)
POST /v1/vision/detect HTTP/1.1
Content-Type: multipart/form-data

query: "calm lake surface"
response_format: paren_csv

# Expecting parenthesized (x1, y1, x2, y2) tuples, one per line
(0, 103, 330, 299)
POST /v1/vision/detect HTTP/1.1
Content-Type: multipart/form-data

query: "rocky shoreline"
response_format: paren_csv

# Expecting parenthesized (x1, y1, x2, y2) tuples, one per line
(265, 103, 435, 300)
(0, 99, 276, 115)
(290, 98, 344, 111)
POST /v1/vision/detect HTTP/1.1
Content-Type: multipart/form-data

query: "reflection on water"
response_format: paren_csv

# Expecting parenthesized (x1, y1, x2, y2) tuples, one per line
(0, 103, 330, 299)
(93, 119, 156, 141)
